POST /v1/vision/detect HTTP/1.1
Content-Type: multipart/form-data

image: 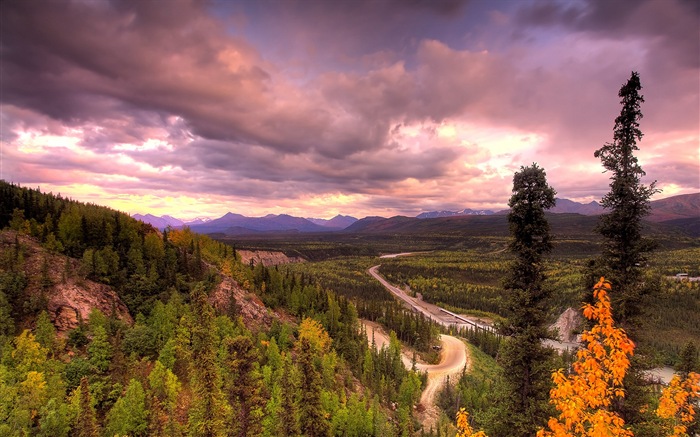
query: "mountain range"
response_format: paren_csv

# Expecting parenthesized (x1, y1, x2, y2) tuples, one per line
(131, 213, 211, 230)
(133, 193, 699, 236)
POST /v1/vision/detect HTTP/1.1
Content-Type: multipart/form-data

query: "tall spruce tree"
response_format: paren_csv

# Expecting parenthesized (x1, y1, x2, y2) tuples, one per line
(279, 352, 301, 437)
(593, 71, 658, 326)
(297, 337, 330, 437)
(75, 377, 98, 437)
(593, 71, 659, 433)
(224, 335, 265, 437)
(187, 284, 229, 437)
(492, 163, 556, 437)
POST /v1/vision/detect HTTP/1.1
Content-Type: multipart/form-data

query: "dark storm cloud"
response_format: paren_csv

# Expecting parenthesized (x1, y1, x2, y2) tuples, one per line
(241, 0, 471, 60)
(515, 0, 699, 68)
(2, 0, 272, 143)
(1, 0, 432, 162)
(182, 137, 465, 193)
(2, 0, 697, 217)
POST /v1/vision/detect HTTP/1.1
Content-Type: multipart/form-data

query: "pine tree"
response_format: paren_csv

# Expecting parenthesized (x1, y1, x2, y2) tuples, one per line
(224, 335, 265, 437)
(593, 71, 658, 325)
(87, 325, 111, 373)
(593, 71, 660, 430)
(34, 310, 56, 355)
(187, 284, 229, 437)
(280, 352, 301, 436)
(104, 379, 148, 437)
(75, 377, 98, 437)
(493, 163, 556, 437)
(297, 337, 330, 437)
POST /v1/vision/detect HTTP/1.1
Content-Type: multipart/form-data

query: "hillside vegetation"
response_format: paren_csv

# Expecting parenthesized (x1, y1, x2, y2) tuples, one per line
(0, 181, 431, 436)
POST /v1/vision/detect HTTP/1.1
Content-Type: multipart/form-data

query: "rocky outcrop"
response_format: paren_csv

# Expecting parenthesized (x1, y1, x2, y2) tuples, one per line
(48, 279, 132, 332)
(208, 275, 273, 329)
(237, 250, 304, 266)
(1, 230, 132, 334)
(551, 307, 582, 343)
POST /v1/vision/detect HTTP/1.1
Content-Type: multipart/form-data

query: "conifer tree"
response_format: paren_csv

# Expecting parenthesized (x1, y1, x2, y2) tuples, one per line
(493, 163, 556, 437)
(75, 377, 98, 437)
(593, 71, 658, 325)
(187, 284, 229, 437)
(34, 310, 56, 355)
(297, 337, 330, 437)
(104, 379, 148, 437)
(593, 71, 659, 431)
(87, 325, 111, 373)
(224, 335, 265, 437)
(280, 352, 301, 437)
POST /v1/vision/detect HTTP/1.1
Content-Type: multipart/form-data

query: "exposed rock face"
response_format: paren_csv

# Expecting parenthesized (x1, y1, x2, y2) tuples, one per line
(237, 250, 304, 266)
(1, 230, 132, 334)
(551, 307, 582, 343)
(49, 280, 132, 332)
(208, 275, 273, 329)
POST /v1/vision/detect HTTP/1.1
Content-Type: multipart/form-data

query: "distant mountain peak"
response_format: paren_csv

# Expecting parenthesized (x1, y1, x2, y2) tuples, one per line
(132, 213, 184, 230)
(416, 208, 495, 219)
(550, 198, 605, 215)
(306, 215, 358, 229)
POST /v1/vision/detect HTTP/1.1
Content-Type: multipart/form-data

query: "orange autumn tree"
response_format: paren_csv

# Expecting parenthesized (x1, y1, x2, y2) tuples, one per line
(456, 408, 488, 437)
(657, 372, 700, 437)
(456, 277, 699, 437)
(538, 278, 635, 437)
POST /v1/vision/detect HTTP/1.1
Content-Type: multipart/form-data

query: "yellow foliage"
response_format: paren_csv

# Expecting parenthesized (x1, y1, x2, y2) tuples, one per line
(456, 408, 488, 437)
(167, 227, 194, 248)
(538, 278, 634, 437)
(297, 317, 331, 354)
(656, 372, 700, 437)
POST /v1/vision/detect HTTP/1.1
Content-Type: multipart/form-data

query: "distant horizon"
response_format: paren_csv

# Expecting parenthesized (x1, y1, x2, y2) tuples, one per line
(126, 192, 696, 222)
(3, 1, 698, 220)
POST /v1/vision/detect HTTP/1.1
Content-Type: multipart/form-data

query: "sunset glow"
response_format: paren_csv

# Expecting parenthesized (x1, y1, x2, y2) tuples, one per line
(2, 0, 698, 219)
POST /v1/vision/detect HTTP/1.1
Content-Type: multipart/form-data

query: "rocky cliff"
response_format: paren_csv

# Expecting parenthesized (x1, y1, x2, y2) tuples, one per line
(1, 230, 133, 333)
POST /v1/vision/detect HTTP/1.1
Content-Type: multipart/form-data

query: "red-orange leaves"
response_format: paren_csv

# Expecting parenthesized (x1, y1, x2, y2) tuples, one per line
(657, 372, 700, 437)
(538, 278, 635, 437)
(456, 408, 488, 437)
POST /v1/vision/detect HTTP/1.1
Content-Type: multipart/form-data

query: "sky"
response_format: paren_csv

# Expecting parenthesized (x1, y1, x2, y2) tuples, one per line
(1, 0, 698, 220)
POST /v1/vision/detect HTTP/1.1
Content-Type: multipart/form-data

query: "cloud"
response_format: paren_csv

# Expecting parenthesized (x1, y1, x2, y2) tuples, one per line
(1, 0, 697, 218)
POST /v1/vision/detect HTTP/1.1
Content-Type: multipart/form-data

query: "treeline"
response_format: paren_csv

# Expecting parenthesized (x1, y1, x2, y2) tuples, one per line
(0, 285, 413, 436)
(280, 257, 441, 354)
(0, 181, 219, 315)
(0, 181, 431, 435)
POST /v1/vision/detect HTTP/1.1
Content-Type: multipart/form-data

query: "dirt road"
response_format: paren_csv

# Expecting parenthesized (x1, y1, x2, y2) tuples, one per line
(368, 265, 496, 332)
(362, 321, 469, 430)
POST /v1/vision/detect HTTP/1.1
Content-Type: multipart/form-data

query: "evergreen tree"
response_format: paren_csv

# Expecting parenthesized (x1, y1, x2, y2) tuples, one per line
(280, 353, 301, 436)
(34, 310, 56, 355)
(187, 284, 229, 437)
(593, 71, 658, 325)
(75, 377, 98, 437)
(224, 335, 265, 437)
(148, 361, 182, 436)
(297, 337, 330, 437)
(593, 71, 659, 432)
(493, 163, 556, 437)
(678, 341, 699, 378)
(87, 325, 111, 373)
(104, 379, 148, 437)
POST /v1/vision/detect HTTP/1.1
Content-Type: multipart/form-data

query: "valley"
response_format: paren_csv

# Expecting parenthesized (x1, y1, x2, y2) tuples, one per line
(1, 181, 698, 436)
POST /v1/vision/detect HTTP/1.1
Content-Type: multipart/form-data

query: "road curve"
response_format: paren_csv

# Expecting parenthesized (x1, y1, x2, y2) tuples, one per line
(368, 265, 496, 332)
(362, 321, 469, 430)
(370, 261, 579, 353)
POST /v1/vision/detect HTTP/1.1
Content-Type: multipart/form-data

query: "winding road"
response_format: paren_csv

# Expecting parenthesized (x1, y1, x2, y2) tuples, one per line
(362, 321, 469, 430)
(369, 264, 497, 333)
(369, 261, 580, 352)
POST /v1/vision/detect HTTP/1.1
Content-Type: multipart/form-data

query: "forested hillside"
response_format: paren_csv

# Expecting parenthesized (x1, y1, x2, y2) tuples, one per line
(0, 181, 431, 436)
